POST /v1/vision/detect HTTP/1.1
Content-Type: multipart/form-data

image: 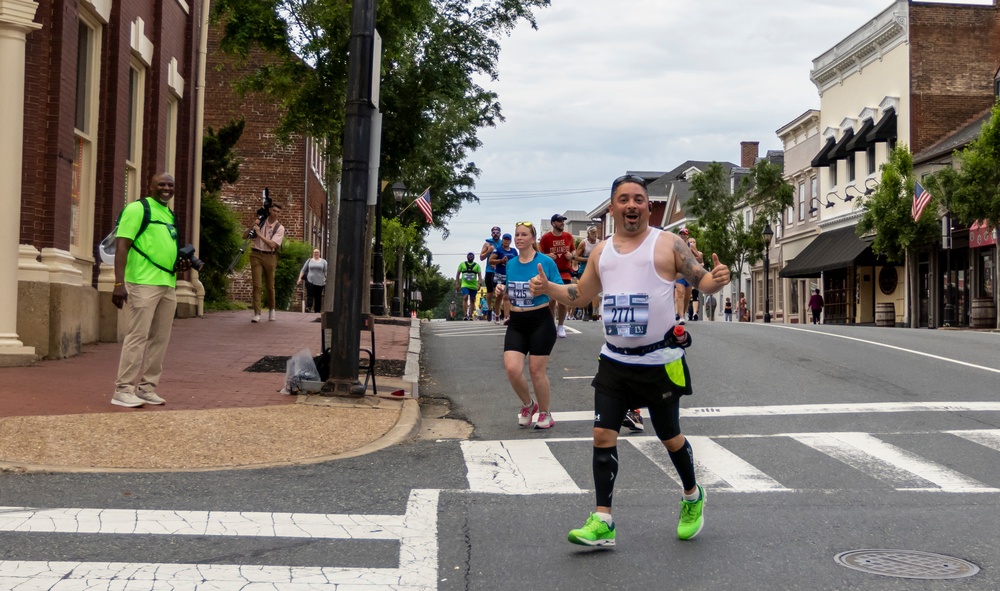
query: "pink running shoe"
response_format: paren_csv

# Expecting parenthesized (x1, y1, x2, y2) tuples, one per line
(518, 400, 539, 427)
(534, 411, 555, 429)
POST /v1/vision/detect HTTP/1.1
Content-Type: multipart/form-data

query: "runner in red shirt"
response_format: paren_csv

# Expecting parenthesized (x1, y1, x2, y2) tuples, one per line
(540, 214, 575, 338)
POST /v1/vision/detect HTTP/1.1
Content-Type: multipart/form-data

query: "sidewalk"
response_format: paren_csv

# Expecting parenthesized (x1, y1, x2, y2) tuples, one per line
(0, 310, 421, 472)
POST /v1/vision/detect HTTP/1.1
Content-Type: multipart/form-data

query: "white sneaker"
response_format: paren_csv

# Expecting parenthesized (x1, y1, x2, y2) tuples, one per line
(268, 310, 276, 321)
(251, 314, 261, 323)
(534, 411, 555, 429)
(518, 400, 539, 427)
(136, 390, 165, 405)
(111, 391, 145, 408)
(556, 325, 567, 338)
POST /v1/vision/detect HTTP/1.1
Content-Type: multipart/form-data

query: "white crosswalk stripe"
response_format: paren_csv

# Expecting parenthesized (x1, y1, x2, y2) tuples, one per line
(788, 432, 1000, 493)
(0, 489, 440, 590)
(461, 440, 582, 494)
(461, 430, 1000, 495)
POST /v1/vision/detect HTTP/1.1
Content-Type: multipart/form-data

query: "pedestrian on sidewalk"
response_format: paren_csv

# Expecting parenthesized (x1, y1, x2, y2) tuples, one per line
(808, 288, 824, 324)
(495, 222, 563, 430)
(297, 248, 327, 313)
(531, 174, 731, 547)
(723, 297, 733, 321)
(704, 293, 718, 321)
(110, 172, 193, 408)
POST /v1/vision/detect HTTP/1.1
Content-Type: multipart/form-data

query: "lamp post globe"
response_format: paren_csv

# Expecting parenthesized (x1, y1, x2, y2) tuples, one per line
(763, 222, 773, 323)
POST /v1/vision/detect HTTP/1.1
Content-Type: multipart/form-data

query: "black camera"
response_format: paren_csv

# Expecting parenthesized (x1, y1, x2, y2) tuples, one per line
(177, 244, 205, 271)
(247, 188, 272, 239)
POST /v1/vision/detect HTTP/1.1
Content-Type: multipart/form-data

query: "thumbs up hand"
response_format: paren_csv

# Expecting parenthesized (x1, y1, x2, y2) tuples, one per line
(529, 263, 549, 296)
(708, 253, 730, 288)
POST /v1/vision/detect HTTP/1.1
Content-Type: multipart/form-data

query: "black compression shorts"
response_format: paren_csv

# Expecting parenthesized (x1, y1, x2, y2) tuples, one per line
(503, 306, 557, 356)
(485, 272, 497, 292)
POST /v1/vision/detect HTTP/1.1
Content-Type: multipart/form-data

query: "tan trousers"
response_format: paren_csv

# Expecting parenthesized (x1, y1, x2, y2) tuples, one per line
(250, 250, 278, 314)
(115, 283, 177, 394)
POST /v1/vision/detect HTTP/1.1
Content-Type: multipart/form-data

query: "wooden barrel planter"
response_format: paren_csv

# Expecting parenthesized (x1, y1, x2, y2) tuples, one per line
(971, 298, 997, 329)
(875, 302, 895, 327)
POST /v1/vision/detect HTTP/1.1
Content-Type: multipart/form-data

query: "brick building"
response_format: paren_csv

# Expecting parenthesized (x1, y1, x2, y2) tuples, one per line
(4, 0, 204, 365)
(203, 25, 329, 310)
(779, 0, 1000, 328)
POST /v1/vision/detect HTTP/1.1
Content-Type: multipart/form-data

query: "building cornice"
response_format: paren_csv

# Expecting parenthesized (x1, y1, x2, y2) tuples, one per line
(810, 1, 908, 96)
(0, 0, 41, 31)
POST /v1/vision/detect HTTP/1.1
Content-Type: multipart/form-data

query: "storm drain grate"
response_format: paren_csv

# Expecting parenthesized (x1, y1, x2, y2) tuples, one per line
(835, 549, 979, 580)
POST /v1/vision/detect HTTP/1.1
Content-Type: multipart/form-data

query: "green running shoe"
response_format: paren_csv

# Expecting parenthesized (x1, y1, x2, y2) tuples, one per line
(568, 513, 616, 547)
(677, 485, 705, 540)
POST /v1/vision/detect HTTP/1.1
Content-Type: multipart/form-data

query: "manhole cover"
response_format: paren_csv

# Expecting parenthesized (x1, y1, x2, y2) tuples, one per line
(835, 549, 979, 580)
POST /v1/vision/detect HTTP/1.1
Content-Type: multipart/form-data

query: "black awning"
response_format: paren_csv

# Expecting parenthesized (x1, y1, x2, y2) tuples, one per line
(845, 118, 875, 152)
(779, 226, 888, 278)
(830, 128, 855, 160)
(866, 107, 897, 143)
(810, 137, 836, 168)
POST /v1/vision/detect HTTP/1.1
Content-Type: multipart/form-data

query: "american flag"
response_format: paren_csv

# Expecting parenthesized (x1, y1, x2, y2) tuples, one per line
(415, 188, 433, 224)
(912, 181, 933, 221)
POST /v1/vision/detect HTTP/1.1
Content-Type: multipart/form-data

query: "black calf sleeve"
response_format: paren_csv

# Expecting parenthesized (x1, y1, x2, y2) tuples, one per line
(593, 446, 619, 507)
(668, 438, 697, 492)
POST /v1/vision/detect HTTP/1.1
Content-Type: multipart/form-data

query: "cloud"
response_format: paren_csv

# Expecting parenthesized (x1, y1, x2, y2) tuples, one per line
(421, 0, 970, 275)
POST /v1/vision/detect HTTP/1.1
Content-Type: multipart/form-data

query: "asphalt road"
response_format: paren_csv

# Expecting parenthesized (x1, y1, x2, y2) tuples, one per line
(1, 317, 998, 590)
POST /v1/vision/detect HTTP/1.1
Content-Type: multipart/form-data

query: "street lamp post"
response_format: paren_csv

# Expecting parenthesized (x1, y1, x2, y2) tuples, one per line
(391, 184, 406, 317)
(763, 222, 773, 323)
(371, 182, 406, 316)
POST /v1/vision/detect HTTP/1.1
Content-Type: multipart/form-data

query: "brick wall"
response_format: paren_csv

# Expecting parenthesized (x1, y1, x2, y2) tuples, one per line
(909, 3, 1000, 154)
(741, 141, 759, 168)
(205, 24, 329, 309)
(20, 0, 200, 276)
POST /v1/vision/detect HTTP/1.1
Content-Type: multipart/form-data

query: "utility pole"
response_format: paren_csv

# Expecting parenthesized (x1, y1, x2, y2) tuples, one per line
(323, 0, 377, 396)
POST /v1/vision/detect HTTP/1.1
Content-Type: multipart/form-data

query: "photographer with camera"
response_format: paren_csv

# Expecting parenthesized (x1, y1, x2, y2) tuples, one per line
(246, 199, 285, 322)
(110, 172, 196, 408)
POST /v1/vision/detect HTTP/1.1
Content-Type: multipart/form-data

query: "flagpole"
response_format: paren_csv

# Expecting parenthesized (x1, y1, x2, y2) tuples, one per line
(397, 187, 430, 215)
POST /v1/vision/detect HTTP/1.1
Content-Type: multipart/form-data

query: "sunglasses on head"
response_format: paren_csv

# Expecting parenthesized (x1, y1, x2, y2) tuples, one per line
(611, 174, 647, 193)
(516, 221, 533, 227)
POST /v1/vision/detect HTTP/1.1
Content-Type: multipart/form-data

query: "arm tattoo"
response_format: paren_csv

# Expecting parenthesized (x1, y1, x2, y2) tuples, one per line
(567, 285, 579, 302)
(675, 240, 707, 285)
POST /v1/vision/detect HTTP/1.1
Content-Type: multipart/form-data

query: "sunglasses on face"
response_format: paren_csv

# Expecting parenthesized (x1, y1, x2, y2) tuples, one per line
(611, 174, 647, 194)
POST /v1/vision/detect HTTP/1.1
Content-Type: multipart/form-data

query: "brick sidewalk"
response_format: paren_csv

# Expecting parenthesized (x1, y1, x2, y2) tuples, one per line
(0, 310, 411, 418)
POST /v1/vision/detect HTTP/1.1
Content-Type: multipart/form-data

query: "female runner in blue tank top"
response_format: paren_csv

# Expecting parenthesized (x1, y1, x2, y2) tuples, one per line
(493, 222, 563, 429)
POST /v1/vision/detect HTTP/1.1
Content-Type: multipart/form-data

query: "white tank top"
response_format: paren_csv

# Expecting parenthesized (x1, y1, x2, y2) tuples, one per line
(581, 238, 598, 258)
(599, 228, 682, 366)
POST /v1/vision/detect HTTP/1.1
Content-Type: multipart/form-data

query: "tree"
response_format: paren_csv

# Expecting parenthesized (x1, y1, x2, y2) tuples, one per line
(686, 159, 792, 285)
(855, 145, 939, 262)
(953, 100, 1000, 229)
(199, 120, 247, 307)
(212, 0, 551, 240)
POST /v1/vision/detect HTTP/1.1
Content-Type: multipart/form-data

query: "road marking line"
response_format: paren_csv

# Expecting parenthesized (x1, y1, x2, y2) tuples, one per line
(948, 429, 1000, 452)
(0, 489, 440, 590)
(461, 440, 582, 495)
(789, 432, 1000, 493)
(685, 435, 790, 492)
(549, 402, 1000, 423)
(770, 324, 1000, 375)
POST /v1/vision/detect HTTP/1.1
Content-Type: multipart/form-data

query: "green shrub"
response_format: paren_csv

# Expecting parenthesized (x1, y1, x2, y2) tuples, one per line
(198, 191, 245, 305)
(275, 237, 313, 310)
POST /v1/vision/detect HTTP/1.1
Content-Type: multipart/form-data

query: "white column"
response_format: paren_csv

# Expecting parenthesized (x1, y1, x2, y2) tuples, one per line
(0, 0, 41, 365)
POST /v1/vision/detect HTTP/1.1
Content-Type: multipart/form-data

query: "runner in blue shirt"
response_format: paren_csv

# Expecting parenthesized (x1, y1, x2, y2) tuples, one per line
(488, 233, 518, 324)
(493, 222, 563, 429)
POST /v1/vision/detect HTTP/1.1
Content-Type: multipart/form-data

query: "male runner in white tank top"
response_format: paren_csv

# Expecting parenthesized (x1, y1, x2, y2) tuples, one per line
(530, 174, 730, 547)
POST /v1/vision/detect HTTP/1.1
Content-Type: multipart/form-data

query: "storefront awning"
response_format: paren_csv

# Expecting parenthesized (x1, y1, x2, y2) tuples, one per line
(866, 107, 897, 143)
(810, 137, 836, 168)
(845, 118, 875, 152)
(779, 226, 888, 278)
(970, 220, 997, 248)
(830, 128, 856, 160)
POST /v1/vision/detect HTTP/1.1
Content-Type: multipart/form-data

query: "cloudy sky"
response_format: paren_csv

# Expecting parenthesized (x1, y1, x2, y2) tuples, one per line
(421, 0, 991, 276)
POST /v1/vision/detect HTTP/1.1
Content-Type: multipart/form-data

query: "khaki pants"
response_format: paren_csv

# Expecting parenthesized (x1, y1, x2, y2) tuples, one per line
(250, 250, 278, 314)
(115, 283, 177, 394)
